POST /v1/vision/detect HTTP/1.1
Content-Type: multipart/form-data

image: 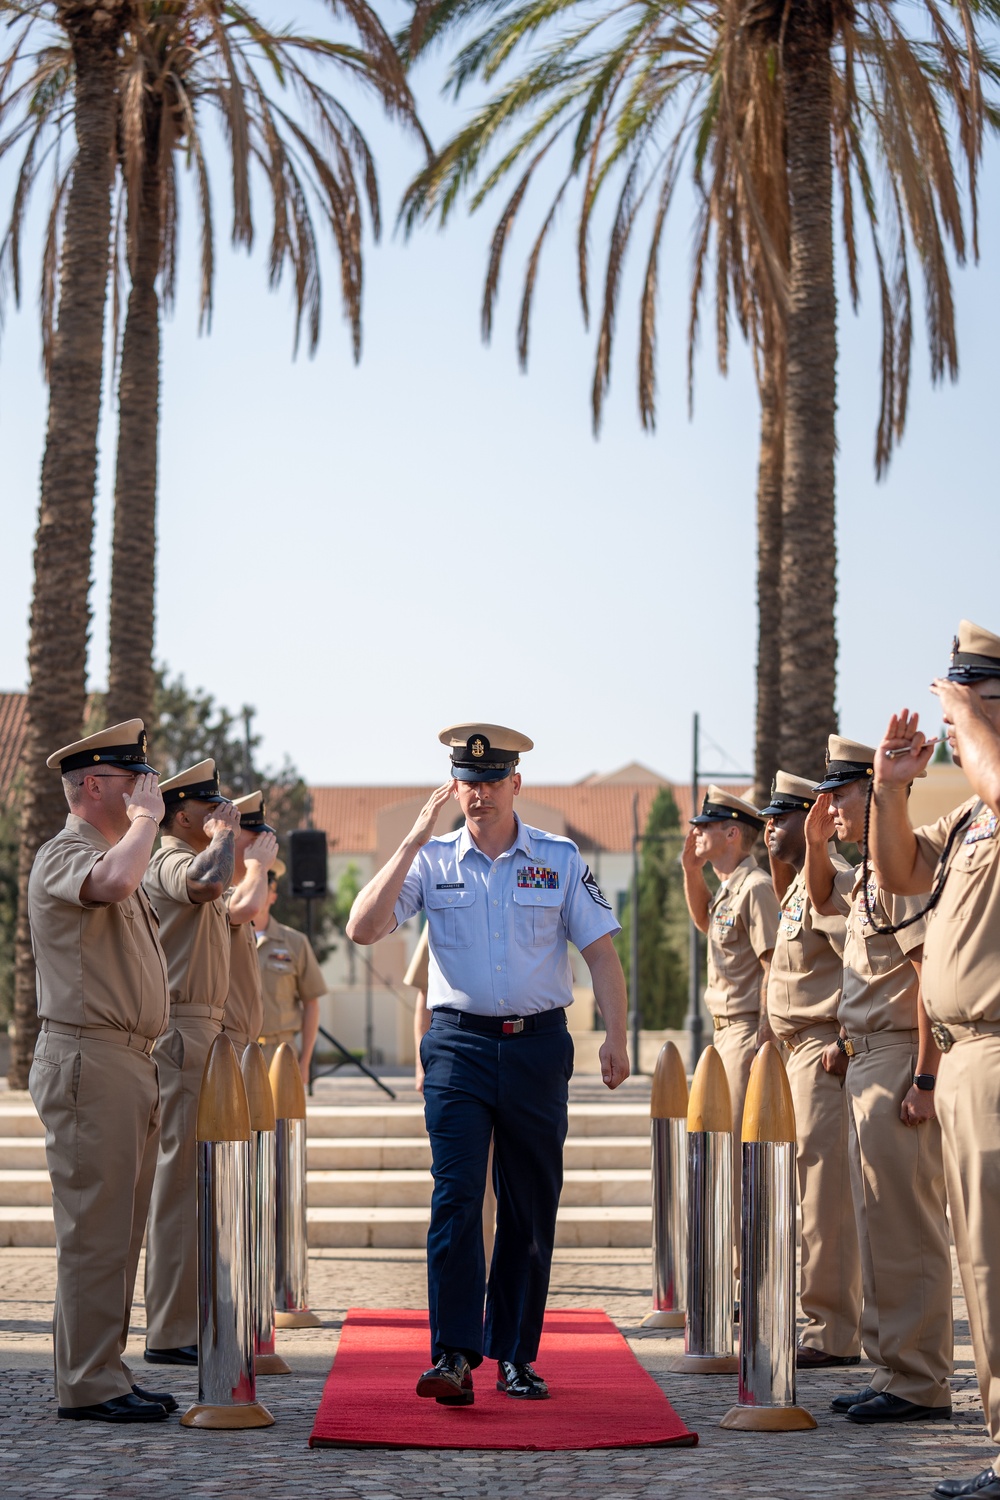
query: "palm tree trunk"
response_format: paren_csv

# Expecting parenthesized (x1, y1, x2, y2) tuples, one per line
(753, 346, 783, 809)
(106, 141, 162, 734)
(778, 2, 838, 781)
(9, 32, 122, 1089)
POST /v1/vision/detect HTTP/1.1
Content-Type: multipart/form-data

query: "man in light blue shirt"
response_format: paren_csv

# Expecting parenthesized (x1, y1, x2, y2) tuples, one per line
(348, 722, 628, 1406)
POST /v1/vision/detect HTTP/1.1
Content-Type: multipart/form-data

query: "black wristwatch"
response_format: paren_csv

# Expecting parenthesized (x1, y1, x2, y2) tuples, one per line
(914, 1073, 937, 1092)
(835, 1035, 855, 1058)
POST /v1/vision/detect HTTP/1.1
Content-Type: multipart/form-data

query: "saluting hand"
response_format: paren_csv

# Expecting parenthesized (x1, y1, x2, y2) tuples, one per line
(204, 800, 240, 839)
(125, 773, 164, 827)
(875, 709, 937, 788)
(245, 831, 279, 869)
(805, 794, 837, 847)
(408, 783, 456, 848)
(681, 828, 706, 873)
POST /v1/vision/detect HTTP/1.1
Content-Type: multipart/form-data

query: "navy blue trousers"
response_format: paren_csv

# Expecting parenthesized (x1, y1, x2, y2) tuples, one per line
(420, 1009, 573, 1367)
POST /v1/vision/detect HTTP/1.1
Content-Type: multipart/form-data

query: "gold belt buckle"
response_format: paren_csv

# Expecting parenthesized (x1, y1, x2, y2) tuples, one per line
(931, 1022, 955, 1053)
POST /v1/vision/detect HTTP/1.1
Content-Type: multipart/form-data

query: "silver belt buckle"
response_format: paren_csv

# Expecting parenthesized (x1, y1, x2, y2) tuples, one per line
(502, 1018, 524, 1035)
(931, 1021, 955, 1053)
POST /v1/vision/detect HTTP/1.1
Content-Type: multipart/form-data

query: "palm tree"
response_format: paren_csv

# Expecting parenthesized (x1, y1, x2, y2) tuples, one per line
(402, 0, 991, 785)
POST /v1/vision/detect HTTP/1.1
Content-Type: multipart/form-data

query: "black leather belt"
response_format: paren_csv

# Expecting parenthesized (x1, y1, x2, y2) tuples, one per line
(432, 1006, 567, 1036)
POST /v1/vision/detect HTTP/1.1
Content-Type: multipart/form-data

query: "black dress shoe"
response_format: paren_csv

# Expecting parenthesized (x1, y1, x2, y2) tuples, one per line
(416, 1352, 473, 1405)
(132, 1382, 178, 1413)
(144, 1345, 197, 1366)
(496, 1361, 549, 1399)
(846, 1391, 952, 1424)
(831, 1385, 878, 1413)
(934, 1470, 1000, 1499)
(58, 1394, 170, 1423)
(797, 1344, 862, 1369)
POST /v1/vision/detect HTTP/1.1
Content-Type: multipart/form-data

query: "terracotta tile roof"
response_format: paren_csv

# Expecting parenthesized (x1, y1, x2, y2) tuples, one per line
(0, 691, 27, 801)
(307, 776, 750, 856)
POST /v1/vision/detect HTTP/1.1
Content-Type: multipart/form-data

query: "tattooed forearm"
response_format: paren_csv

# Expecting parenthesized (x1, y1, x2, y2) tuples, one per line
(187, 831, 235, 894)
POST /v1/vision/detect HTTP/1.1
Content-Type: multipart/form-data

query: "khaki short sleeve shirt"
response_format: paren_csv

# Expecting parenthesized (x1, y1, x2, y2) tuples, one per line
(766, 860, 849, 1040)
(837, 864, 925, 1035)
(704, 857, 780, 1020)
(256, 917, 325, 1038)
(224, 892, 264, 1042)
(29, 814, 169, 1040)
(143, 835, 229, 1008)
(914, 796, 1000, 1024)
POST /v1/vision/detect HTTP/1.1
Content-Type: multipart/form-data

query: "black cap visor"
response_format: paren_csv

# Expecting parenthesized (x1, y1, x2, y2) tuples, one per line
(814, 761, 873, 793)
(690, 804, 764, 831)
(759, 797, 814, 817)
(453, 764, 514, 784)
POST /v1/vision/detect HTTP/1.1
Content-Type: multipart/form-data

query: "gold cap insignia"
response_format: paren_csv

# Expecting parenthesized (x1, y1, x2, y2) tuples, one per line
(471, 738, 485, 759)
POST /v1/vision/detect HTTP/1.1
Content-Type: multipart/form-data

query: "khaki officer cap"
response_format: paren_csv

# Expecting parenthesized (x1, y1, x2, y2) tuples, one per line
(814, 736, 876, 792)
(159, 758, 226, 806)
(690, 784, 765, 831)
(948, 619, 1000, 683)
(759, 771, 819, 817)
(47, 718, 156, 775)
(232, 790, 275, 834)
(439, 721, 534, 783)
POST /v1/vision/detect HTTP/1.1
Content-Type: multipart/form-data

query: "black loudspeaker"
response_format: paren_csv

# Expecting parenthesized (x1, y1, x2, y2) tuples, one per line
(288, 829, 328, 899)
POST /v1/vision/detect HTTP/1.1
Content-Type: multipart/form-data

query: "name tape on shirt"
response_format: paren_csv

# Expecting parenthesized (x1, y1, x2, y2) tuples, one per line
(518, 865, 559, 889)
(582, 864, 612, 910)
(436, 882, 465, 890)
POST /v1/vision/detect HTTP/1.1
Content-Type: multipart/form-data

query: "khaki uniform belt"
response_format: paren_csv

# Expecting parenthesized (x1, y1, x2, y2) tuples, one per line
(783, 1021, 840, 1053)
(712, 1013, 757, 1031)
(41, 1019, 156, 1056)
(932, 1019, 1000, 1052)
(169, 1003, 226, 1022)
(844, 1028, 920, 1054)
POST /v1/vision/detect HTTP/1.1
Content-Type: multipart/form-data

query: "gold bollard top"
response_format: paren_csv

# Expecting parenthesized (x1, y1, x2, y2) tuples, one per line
(269, 1041, 307, 1121)
(241, 1042, 276, 1133)
(196, 1034, 251, 1143)
(650, 1041, 688, 1119)
(686, 1044, 733, 1134)
(742, 1040, 796, 1144)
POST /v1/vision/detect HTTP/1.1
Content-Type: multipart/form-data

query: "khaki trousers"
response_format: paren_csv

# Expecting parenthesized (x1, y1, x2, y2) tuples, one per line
(785, 1035, 862, 1357)
(30, 1031, 160, 1407)
(846, 1042, 952, 1406)
(712, 1016, 758, 1272)
(935, 1032, 1000, 1466)
(144, 1014, 221, 1349)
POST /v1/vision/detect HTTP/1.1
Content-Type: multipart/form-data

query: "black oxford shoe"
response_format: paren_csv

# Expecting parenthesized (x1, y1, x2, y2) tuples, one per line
(831, 1385, 878, 1413)
(58, 1394, 170, 1423)
(416, 1352, 473, 1406)
(846, 1392, 952, 1424)
(144, 1345, 197, 1366)
(132, 1382, 178, 1413)
(797, 1344, 862, 1369)
(934, 1470, 1000, 1499)
(496, 1361, 549, 1399)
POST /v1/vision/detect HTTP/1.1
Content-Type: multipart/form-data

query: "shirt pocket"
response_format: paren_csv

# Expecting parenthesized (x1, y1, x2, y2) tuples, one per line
(863, 931, 902, 977)
(512, 886, 563, 947)
(425, 887, 477, 948)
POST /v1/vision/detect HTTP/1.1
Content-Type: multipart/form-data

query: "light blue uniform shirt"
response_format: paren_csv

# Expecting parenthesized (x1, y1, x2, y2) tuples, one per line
(394, 816, 621, 1016)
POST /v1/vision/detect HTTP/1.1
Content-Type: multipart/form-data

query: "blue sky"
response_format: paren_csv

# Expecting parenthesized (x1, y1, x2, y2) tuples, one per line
(0, 2, 995, 788)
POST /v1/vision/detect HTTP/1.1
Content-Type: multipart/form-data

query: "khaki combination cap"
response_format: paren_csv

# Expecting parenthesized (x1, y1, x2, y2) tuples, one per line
(233, 790, 275, 834)
(267, 857, 287, 883)
(690, 784, 765, 831)
(814, 735, 876, 792)
(948, 619, 1000, 684)
(759, 771, 820, 817)
(47, 719, 156, 775)
(439, 721, 533, 783)
(159, 758, 226, 806)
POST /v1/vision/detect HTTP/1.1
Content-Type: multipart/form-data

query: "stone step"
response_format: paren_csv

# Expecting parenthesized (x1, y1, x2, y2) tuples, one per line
(0, 1203, 651, 1251)
(303, 1135, 651, 1171)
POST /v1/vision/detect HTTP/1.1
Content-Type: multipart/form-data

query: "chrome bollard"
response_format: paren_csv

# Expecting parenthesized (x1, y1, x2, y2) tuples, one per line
(642, 1041, 689, 1330)
(722, 1042, 816, 1431)
(269, 1043, 320, 1329)
(180, 1035, 274, 1429)
(241, 1043, 290, 1376)
(669, 1044, 738, 1373)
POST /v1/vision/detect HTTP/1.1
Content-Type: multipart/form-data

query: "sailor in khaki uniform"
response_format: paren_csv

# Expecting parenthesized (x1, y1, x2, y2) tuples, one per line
(761, 772, 862, 1368)
(682, 785, 778, 1257)
(224, 792, 278, 1053)
(805, 736, 952, 1426)
(870, 622, 1000, 1498)
(254, 860, 326, 1082)
(142, 759, 237, 1365)
(28, 721, 172, 1422)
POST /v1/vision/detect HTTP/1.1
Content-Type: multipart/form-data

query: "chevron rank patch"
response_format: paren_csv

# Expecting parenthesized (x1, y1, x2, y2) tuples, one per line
(582, 865, 612, 910)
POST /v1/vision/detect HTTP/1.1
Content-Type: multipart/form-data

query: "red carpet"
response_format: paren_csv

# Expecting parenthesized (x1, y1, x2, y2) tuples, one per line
(308, 1308, 697, 1450)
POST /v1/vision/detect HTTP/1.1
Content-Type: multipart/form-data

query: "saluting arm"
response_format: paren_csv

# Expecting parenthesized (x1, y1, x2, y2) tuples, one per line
(186, 803, 239, 904)
(81, 775, 164, 904)
(229, 832, 279, 924)
(347, 783, 454, 945)
(680, 830, 711, 933)
(870, 710, 939, 894)
(803, 795, 840, 915)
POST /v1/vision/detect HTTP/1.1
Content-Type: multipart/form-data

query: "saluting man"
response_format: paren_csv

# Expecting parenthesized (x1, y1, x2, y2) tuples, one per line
(224, 792, 279, 1054)
(29, 721, 174, 1422)
(142, 759, 237, 1367)
(761, 771, 862, 1370)
(805, 736, 952, 1427)
(870, 621, 1000, 1499)
(254, 860, 327, 1083)
(347, 724, 628, 1406)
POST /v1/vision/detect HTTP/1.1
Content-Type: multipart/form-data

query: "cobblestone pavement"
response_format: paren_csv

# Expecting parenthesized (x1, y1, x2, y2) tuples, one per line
(0, 1242, 989, 1500)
